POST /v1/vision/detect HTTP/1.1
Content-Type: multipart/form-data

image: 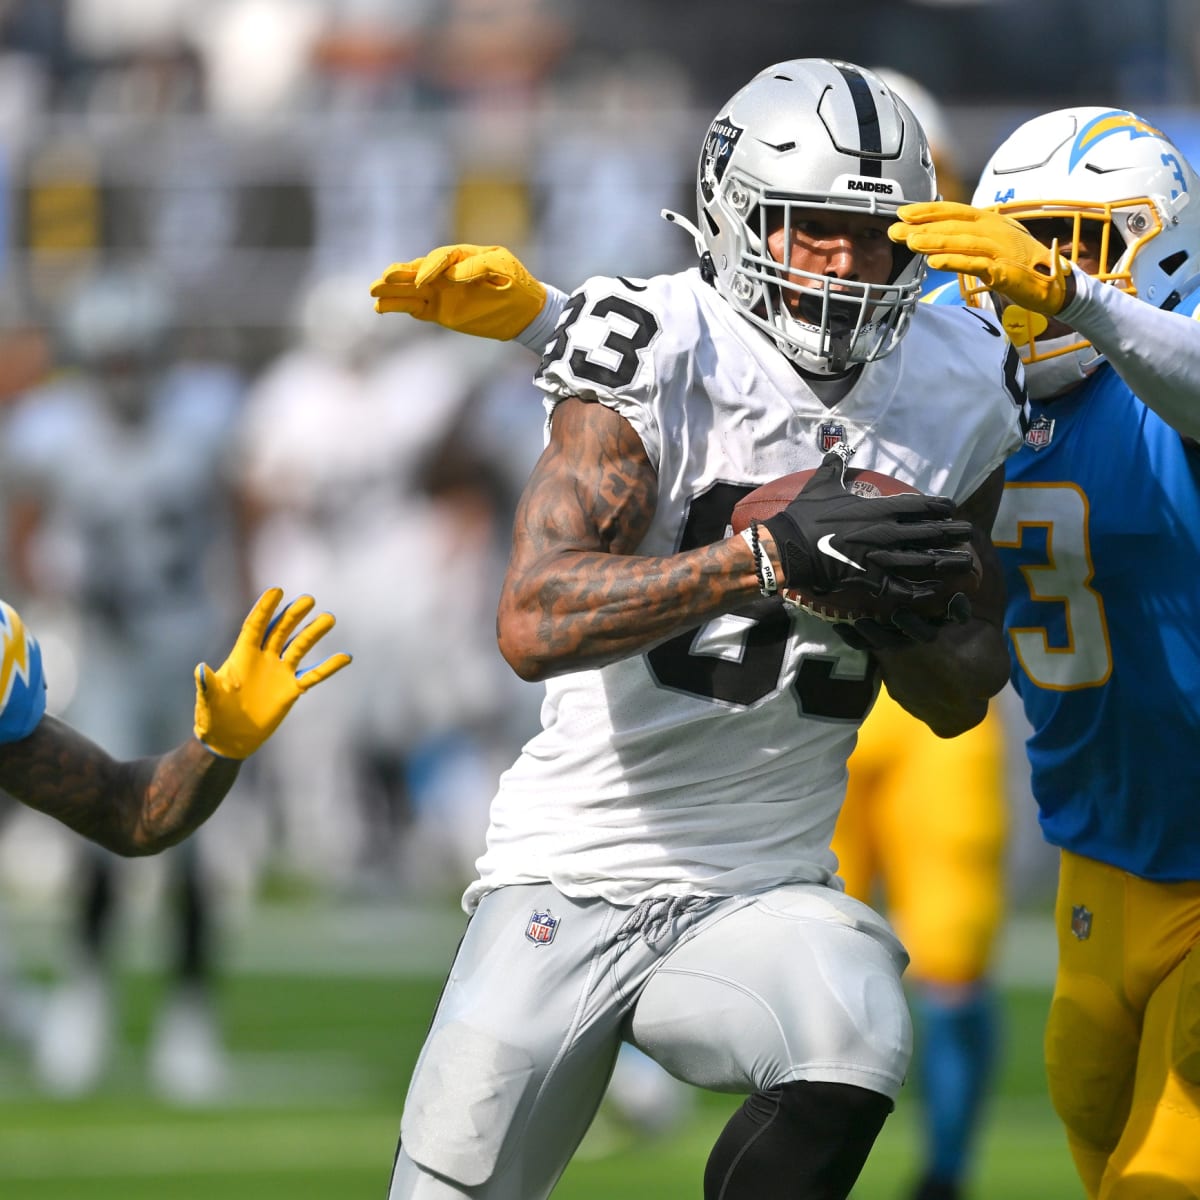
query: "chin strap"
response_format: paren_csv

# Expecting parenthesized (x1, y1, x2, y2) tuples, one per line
(662, 208, 716, 281)
(661, 208, 705, 251)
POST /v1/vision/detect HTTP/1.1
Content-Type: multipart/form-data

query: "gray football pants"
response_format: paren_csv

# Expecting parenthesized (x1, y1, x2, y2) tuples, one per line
(388, 880, 912, 1199)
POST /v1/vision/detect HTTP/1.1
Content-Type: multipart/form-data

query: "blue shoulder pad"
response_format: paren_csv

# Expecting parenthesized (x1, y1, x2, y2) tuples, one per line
(0, 600, 47, 744)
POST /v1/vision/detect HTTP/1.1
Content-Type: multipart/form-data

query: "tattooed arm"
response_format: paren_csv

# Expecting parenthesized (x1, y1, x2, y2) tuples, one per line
(0, 716, 241, 856)
(0, 587, 350, 855)
(497, 397, 763, 681)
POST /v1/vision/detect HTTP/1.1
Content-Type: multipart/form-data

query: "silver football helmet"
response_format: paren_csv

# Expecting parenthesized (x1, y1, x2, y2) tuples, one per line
(671, 58, 936, 374)
(965, 107, 1200, 398)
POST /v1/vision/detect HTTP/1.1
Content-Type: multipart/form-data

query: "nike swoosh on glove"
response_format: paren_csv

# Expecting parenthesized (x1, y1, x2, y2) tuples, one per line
(761, 453, 974, 602)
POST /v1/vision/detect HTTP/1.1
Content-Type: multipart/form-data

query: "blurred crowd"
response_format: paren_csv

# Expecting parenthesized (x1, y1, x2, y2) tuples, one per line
(0, 0, 1189, 1106)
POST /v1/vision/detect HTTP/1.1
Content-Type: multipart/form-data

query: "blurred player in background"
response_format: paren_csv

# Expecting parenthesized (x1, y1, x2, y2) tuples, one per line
(0, 581, 347, 1076)
(373, 59, 1025, 1200)
(891, 107, 1200, 1196)
(234, 273, 516, 892)
(4, 267, 250, 1102)
(836, 693, 1006, 1200)
(370, 68, 1012, 1200)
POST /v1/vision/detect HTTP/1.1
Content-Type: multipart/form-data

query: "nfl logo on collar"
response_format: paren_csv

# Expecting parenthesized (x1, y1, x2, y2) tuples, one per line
(526, 910, 559, 946)
(818, 422, 847, 453)
(1025, 414, 1055, 451)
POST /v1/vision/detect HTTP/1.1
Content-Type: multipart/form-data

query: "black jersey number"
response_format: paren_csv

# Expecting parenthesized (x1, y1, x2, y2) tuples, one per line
(644, 485, 878, 719)
(538, 292, 659, 389)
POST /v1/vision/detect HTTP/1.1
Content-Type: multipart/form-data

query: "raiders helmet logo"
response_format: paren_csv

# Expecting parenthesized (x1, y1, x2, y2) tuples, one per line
(700, 118, 744, 204)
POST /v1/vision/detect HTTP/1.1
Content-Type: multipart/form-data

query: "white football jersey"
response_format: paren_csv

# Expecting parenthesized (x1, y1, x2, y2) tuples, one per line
(465, 268, 1026, 911)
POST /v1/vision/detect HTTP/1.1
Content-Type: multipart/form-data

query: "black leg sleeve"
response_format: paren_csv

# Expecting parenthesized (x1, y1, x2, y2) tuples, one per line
(705, 1080, 893, 1200)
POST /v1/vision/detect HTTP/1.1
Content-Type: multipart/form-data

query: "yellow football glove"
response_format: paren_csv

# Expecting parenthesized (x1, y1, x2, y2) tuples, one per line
(194, 588, 351, 760)
(369, 244, 547, 340)
(889, 201, 1071, 315)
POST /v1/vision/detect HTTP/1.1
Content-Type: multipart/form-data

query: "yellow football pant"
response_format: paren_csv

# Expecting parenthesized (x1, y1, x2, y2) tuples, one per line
(833, 688, 1007, 986)
(1046, 850, 1200, 1198)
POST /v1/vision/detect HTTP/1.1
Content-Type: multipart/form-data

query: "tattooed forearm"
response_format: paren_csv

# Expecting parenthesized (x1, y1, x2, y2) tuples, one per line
(0, 716, 241, 855)
(497, 397, 764, 679)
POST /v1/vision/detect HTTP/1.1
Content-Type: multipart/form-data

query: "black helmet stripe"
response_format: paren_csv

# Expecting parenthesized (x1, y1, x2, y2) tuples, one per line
(835, 63, 883, 176)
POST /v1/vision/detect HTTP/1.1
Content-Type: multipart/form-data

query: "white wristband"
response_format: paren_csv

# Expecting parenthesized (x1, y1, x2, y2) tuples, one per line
(515, 285, 570, 352)
(740, 523, 778, 596)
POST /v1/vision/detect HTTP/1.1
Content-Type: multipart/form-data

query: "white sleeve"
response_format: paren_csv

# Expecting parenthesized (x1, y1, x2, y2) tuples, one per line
(1059, 266, 1200, 439)
(515, 285, 570, 353)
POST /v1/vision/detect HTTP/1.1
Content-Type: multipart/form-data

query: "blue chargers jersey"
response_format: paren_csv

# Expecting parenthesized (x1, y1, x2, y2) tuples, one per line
(920, 266, 959, 296)
(0, 599, 46, 745)
(929, 283, 1200, 879)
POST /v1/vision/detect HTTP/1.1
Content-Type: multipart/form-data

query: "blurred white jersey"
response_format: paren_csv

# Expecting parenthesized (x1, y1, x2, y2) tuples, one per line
(466, 269, 1026, 911)
(3, 364, 242, 751)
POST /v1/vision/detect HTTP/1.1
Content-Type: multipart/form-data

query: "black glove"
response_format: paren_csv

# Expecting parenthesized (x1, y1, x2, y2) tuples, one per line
(760, 453, 974, 604)
(834, 592, 973, 651)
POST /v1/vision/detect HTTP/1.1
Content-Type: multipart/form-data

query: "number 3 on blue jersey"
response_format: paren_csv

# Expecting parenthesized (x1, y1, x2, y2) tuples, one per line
(993, 482, 1113, 689)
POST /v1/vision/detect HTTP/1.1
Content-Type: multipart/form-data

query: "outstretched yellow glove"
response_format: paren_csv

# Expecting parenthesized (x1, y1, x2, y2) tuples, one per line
(369, 244, 546, 340)
(889, 201, 1071, 315)
(194, 588, 351, 760)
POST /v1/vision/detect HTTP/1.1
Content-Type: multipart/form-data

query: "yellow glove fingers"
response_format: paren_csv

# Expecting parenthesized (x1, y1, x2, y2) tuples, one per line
(889, 202, 1008, 253)
(373, 295, 432, 317)
(894, 200, 977, 225)
(235, 587, 285, 654)
(369, 246, 472, 298)
(369, 261, 419, 295)
(923, 251, 1000, 276)
(908, 223, 1034, 261)
(371, 247, 494, 318)
(890, 201, 1068, 314)
(296, 651, 353, 693)
(896, 227, 993, 258)
(280, 609, 336, 671)
(262, 594, 316, 656)
(193, 661, 230, 756)
(368, 243, 544, 340)
(440, 250, 515, 289)
(414, 244, 477, 287)
(193, 589, 351, 760)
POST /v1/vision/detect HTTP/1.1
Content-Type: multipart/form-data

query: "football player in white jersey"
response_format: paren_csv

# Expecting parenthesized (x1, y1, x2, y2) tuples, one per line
(0, 586, 349, 854)
(374, 59, 1026, 1199)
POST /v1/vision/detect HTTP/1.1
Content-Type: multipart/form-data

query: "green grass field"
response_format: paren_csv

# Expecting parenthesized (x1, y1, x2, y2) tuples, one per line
(0, 901, 1084, 1199)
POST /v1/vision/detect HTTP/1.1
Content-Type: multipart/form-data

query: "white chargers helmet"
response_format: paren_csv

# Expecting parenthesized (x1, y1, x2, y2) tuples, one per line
(965, 107, 1200, 398)
(670, 58, 936, 374)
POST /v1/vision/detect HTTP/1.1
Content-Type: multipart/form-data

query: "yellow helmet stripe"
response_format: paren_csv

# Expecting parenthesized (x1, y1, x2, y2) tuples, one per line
(0, 601, 32, 710)
(1070, 111, 1164, 171)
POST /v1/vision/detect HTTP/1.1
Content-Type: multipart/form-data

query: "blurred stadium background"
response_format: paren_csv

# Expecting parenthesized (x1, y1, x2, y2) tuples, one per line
(0, 0, 1196, 1196)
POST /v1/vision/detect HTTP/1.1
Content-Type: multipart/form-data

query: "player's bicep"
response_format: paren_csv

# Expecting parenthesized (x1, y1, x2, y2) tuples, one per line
(0, 716, 132, 849)
(507, 396, 656, 578)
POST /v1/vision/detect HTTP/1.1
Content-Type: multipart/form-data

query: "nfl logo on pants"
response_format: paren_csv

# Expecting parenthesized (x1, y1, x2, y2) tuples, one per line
(526, 910, 559, 945)
(1070, 904, 1092, 941)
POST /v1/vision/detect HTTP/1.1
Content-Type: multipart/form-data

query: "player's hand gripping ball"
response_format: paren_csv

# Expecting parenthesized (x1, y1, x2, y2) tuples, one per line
(732, 465, 982, 625)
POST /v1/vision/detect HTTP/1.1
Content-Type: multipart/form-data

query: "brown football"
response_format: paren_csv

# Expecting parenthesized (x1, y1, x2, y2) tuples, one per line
(732, 466, 981, 624)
